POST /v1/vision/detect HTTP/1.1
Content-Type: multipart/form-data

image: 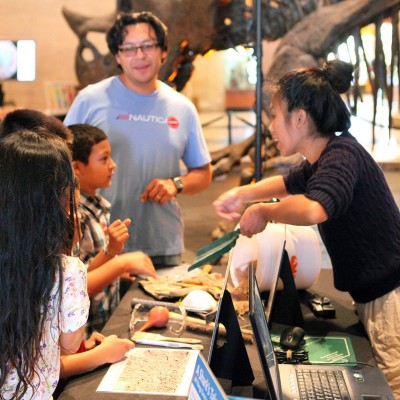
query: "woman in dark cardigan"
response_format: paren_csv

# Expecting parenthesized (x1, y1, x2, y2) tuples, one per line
(213, 60, 400, 397)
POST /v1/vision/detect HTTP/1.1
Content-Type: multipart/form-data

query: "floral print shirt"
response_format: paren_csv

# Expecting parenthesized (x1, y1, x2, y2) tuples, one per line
(1, 255, 89, 400)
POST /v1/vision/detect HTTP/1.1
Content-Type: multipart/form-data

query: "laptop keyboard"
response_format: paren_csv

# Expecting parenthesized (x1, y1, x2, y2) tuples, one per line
(295, 369, 351, 400)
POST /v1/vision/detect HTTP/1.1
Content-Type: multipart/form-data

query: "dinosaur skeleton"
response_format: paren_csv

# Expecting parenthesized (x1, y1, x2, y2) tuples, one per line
(63, 0, 400, 178)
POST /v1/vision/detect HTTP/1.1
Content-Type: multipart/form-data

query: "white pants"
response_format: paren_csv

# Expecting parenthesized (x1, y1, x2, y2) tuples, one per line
(356, 286, 400, 400)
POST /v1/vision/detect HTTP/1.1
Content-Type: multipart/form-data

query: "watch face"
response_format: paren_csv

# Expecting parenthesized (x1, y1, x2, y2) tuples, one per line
(173, 177, 183, 193)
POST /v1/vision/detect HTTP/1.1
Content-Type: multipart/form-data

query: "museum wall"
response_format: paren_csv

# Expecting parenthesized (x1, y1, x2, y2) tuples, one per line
(0, 0, 247, 113)
(1, 1, 107, 111)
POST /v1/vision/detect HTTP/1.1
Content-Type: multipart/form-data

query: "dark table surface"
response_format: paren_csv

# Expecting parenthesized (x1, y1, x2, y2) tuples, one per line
(58, 268, 374, 400)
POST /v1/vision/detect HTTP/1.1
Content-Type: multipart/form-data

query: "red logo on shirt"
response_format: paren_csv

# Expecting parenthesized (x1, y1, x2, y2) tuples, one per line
(168, 116, 179, 129)
(117, 114, 129, 120)
(290, 255, 298, 278)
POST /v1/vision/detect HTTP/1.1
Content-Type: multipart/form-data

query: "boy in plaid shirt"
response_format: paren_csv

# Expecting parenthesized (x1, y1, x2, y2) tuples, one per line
(70, 123, 156, 335)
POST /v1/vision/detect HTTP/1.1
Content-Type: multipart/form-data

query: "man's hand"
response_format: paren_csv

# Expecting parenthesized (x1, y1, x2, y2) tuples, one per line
(140, 178, 177, 205)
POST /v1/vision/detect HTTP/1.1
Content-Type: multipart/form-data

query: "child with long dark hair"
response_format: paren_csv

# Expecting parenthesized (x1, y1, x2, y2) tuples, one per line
(0, 130, 89, 399)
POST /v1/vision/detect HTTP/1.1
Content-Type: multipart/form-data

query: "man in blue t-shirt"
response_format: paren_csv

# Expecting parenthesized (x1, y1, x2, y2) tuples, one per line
(64, 11, 212, 268)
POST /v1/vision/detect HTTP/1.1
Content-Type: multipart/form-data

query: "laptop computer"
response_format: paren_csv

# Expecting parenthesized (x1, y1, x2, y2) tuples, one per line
(263, 239, 286, 326)
(208, 237, 286, 364)
(207, 250, 255, 389)
(207, 254, 231, 364)
(248, 264, 395, 400)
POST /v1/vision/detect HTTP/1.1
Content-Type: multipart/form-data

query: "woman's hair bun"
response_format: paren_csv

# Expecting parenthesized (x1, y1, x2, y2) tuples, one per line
(322, 60, 354, 94)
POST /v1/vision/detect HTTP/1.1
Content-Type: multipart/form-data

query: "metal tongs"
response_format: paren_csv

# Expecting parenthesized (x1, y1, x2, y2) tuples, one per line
(131, 331, 203, 350)
(187, 228, 241, 271)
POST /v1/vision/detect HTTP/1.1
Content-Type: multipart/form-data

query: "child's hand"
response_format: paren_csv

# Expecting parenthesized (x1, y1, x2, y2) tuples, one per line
(84, 332, 106, 350)
(104, 218, 131, 256)
(118, 252, 157, 278)
(95, 335, 134, 364)
(120, 272, 137, 283)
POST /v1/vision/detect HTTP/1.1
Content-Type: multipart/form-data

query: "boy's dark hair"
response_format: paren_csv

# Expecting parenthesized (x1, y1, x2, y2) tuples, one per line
(69, 123, 108, 164)
(106, 11, 168, 55)
(0, 109, 73, 143)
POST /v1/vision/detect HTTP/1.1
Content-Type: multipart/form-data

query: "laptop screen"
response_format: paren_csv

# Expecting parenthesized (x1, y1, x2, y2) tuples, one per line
(207, 252, 231, 364)
(209, 234, 286, 363)
(249, 263, 282, 400)
(264, 239, 286, 326)
(207, 251, 255, 388)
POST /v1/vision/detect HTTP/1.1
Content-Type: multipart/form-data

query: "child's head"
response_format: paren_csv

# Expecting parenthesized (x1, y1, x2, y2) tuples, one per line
(0, 129, 78, 256)
(69, 123, 116, 195)
(0, 129, 78, 398)
(0, 108, 73, 144)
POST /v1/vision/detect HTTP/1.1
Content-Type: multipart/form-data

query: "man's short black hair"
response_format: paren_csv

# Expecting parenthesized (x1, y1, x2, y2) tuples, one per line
(107, 11, 168, 56)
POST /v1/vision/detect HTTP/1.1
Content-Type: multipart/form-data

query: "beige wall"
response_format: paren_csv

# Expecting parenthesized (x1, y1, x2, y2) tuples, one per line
(1, 1, 281, 114)
(185, 51, 226, 112)
(0, 0, 230, 113)
(0, 1, 113, 111)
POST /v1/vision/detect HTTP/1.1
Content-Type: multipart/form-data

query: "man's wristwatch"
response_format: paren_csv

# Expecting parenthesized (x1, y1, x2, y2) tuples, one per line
(172, 177, 183, 194)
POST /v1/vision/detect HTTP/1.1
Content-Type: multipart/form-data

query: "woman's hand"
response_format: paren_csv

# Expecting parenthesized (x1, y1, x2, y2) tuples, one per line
(239, 203, 270, 238)
(213, 188, 243, 221)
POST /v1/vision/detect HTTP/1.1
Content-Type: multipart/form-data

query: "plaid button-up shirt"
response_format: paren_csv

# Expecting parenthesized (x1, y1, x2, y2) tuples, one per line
(78, 191, 119, 336)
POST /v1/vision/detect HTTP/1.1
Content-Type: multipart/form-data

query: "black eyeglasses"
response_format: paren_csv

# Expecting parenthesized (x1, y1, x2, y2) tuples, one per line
(118, 42, 160, 57)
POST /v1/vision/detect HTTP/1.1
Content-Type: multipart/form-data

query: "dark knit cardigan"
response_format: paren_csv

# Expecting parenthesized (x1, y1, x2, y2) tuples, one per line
(284, 132, 400, 303)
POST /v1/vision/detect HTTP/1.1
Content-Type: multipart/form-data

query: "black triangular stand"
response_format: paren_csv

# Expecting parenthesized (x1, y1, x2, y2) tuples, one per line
(268, 249, 304, 327)
(209, 289, 254, 389)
